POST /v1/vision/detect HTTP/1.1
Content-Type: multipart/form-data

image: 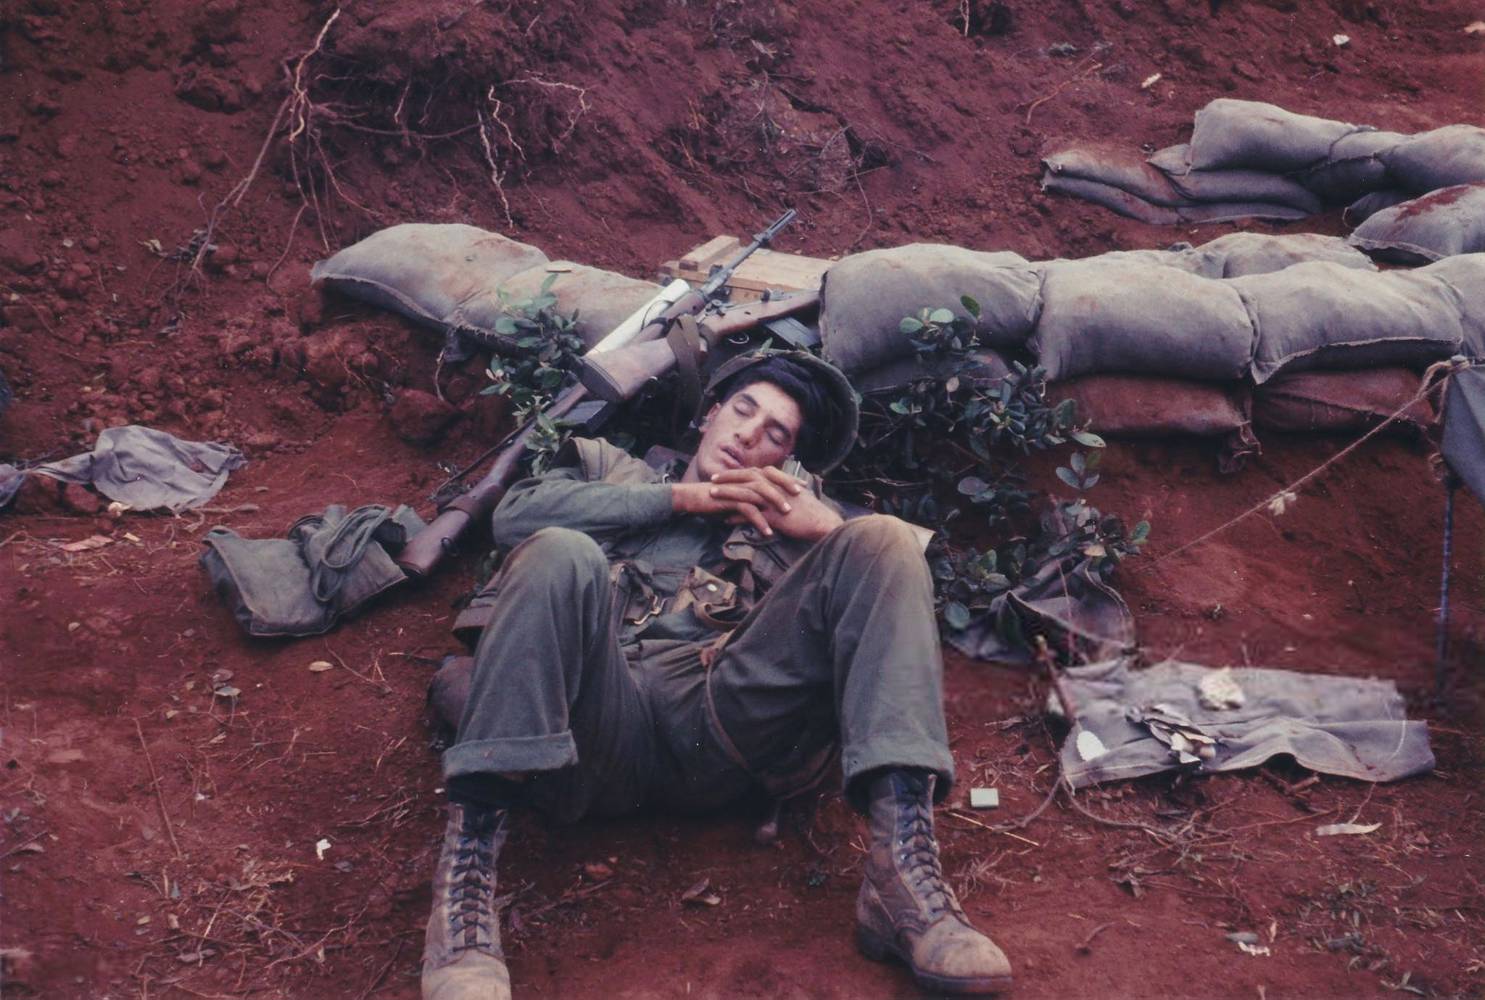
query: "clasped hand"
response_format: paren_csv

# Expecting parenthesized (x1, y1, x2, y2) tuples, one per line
(672, 467, 842, 542)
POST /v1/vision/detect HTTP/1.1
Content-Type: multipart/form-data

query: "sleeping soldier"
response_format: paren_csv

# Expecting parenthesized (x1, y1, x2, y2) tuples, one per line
(419, 351, 1014, 998)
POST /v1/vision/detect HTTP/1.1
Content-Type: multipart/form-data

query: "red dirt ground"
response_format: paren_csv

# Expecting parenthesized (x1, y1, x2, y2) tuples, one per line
(2, 1, 1483, 997)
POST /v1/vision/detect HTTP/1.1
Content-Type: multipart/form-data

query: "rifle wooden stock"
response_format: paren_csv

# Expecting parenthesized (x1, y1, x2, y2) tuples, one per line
(580, 338, 678, 403)
(698, 290, 820, 341)
(395, 385, 589, 578)
(582, 291, 821, 403)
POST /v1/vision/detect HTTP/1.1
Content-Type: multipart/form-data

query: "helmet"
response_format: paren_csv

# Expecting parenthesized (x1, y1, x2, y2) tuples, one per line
(695, 350, 860, 474)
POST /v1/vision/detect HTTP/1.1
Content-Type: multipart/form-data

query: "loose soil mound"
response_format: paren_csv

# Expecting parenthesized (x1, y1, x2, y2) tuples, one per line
(1, 2, 1482, 998)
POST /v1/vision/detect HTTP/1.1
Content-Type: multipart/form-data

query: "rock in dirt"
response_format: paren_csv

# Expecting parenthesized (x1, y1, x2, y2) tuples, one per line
(0, 228, 43, 273)
(301, 328, 372, 396)
(389, 388, 461, 446)
(61, 483, 103, 515)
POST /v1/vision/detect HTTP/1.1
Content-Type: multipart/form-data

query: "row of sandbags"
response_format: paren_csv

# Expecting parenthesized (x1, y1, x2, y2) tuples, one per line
(819, 237, 1477, 449)
(1042, 99, 1485, 261)
(312, 225, 1458, 450)
(819, 238, 1484, 384)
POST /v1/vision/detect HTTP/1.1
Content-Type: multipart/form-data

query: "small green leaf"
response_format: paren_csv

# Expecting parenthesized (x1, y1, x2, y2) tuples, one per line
(494, 316, 518, 336)
(929, 307, 955, 325)
(1082, 473, 1100, 489)
(1131, 520, 1151, 544)
(1072, 430, 1106, 448)
(1055, 467, 1082, 489)
(960, 294, 981, 318)
(957, 476, 989, 496)
(899, 317, 924, 335)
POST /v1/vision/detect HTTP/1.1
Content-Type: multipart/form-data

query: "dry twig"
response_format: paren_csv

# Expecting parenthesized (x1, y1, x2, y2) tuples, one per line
(135, 718, 184, 858)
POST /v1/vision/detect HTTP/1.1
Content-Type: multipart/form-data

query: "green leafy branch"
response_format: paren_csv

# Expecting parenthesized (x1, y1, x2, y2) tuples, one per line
(480, 272, 586, 422)
(840, 298, 1150, 644)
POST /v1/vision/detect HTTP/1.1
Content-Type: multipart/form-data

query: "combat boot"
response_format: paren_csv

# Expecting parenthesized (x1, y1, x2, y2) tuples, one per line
(856, 769, 1013, 994)
(421, 801, 512, 1000)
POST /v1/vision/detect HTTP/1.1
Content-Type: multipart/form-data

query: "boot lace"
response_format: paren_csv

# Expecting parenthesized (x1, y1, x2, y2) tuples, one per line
(896, 793, 962, 921)
(448, 809, 504, 951)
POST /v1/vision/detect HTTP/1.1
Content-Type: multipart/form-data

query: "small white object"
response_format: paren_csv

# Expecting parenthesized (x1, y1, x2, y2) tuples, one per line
(969, 787, 1000, 810)
(1140, 73, 1162, 90)
(1075, 729, 1108, 761)
(1332, 33, 1350, 47)
(1316, 821, 1381, 837)
(1466, 21, 1485, 34)
(315, 838, 332, 860)
(1198, 667, 1246, 711)
(1238, 941, 1272, 957)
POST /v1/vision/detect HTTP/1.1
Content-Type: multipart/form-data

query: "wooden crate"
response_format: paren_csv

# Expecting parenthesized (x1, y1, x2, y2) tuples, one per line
(661, 236, 835, 302)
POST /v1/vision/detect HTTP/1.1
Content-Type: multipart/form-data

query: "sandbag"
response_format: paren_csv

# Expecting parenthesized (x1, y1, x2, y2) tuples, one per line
(1173, 232, 1376, 278)
(1040, 173, 1182, 225)
(497, 262, 662, 349)
(852, 349, 1012, 396)
(1029, 260, 1255, 382)
(1047, 375, 1251, 437)
(1253, 368, 1432, 435)
(1291, 130, 1406, 202)
(818, 244, 1042, 375)
(1041, 159, 1315, 224)
(1348, 183, 1485, 264)
(1421, 254, 1485, 358)
(1185, 99, 1362, 173)
(311, 223, 549, 334)
(1381, 124, 1485, 194)
(1343, 189, 1412, 226)
(1044, 144, 1185, 206)
(1235, 262, 1464, 383)
(1164, 167, 1322, 216)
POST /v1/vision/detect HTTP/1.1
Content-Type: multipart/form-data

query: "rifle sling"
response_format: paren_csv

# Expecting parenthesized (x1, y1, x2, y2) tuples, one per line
(667, 314, 706, 416)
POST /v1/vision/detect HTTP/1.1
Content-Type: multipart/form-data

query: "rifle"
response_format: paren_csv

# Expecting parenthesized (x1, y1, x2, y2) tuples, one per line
(395, 209, 801, 579)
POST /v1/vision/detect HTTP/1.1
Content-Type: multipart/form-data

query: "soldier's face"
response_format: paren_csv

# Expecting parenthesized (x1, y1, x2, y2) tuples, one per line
(688, 381, 802, 482)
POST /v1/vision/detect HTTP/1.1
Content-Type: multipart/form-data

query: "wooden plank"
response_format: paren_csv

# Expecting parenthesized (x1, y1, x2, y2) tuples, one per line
(662, 238, 835, 302)
(680, 235, 741, 270)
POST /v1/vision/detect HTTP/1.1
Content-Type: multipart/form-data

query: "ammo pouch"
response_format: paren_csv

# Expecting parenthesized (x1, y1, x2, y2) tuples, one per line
(200, 503, 426, 638)
(609, 561, 751, 636)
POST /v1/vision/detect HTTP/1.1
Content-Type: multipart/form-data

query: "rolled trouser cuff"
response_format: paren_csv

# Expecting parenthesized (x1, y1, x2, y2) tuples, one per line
(442, 732, 579, 781)
(842, 740, 955, 813)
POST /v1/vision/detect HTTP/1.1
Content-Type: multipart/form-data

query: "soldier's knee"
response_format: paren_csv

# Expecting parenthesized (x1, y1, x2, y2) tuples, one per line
(832, 514, 922, 561)
(515, 527, 608, 584)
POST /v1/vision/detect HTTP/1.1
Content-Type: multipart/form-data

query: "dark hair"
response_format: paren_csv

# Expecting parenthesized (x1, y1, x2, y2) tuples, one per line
(716, 356, 833, 466)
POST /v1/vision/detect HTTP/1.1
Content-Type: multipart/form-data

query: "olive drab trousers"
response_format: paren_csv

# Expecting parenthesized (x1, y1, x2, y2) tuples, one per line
(442, 515, 955, 821)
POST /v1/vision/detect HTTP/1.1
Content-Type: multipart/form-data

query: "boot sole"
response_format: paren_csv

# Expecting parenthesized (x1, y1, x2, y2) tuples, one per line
(856, 924, 1014, 995)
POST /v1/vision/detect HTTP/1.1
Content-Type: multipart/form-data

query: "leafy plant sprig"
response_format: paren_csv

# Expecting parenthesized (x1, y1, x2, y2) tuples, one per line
(840, 298, 1150, 645)
(480, 272, 586, 422)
